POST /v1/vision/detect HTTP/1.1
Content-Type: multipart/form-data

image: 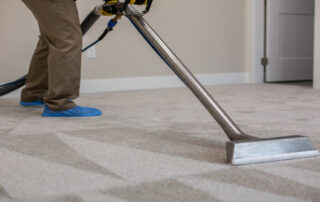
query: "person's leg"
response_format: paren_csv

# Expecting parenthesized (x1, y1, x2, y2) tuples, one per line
(20, 27, 49, 104)
(21, 0, 101, 117)
(21, 0, 81, 111)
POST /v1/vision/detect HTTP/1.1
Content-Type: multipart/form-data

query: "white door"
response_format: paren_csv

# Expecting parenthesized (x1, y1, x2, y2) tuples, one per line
(266, 0, 315, 82)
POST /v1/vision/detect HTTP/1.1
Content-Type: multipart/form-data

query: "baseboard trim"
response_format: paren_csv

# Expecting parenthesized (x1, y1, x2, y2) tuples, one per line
(80, 72, 249, 94)
(2, 72, 249, 98)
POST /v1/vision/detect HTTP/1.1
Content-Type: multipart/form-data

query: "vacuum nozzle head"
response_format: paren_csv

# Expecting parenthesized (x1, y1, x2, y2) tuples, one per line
(227, 136, 320, 165)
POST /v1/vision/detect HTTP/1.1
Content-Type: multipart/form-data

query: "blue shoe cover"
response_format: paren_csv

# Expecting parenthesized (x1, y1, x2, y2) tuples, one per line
(42, 105, 102, 117)
(20, 100, 45, 107)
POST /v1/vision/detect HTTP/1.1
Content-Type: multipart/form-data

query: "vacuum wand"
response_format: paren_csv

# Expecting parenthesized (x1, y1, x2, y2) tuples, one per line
(125, 6, 251, 141)
(125, 5, 319, 165)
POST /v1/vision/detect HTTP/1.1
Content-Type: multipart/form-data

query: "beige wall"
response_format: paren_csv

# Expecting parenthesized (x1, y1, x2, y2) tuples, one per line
(314, 0, 320, 89)
(0, 0, 246, 83)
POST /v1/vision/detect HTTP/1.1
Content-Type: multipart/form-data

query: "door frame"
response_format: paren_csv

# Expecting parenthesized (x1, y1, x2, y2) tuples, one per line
(247, 0, 317, 85)
(314, 0, 320, 89)
(245, 0, 265, 83)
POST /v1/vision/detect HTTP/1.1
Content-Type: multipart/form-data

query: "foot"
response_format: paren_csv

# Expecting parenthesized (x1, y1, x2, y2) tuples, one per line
(20, 100, 45, 107)
(42, 105, 102, 117)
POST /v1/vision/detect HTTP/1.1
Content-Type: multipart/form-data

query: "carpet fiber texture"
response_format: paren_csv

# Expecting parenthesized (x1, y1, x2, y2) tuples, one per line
(0, 83, 319, 202)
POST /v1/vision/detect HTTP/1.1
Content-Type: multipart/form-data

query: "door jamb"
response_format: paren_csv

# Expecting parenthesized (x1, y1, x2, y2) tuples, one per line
(246, 0, 265, 83)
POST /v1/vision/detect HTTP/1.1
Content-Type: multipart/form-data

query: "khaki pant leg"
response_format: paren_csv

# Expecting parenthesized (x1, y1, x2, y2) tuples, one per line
(21, 0, 82, 111)
(21, 28, 49, 102)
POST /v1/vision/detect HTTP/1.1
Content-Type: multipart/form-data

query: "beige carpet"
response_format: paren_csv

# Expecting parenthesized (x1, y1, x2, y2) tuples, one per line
(0, 83, 319, 202)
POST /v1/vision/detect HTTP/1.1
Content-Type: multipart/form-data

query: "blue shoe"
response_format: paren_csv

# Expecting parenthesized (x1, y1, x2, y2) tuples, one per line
(42, 105, 102, 117)
(20, 100, 45, 107)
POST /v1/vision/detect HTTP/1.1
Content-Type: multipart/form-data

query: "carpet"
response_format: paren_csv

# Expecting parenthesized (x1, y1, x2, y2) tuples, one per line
(0, 83, 319, 202)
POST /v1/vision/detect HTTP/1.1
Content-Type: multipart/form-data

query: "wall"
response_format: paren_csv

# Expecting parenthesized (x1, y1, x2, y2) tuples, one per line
(0, 0, 247, 91)
(314, 0, 320, 89)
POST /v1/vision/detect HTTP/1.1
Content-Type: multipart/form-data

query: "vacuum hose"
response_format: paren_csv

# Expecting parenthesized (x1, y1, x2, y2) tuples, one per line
(0, 76, 26, 96)
(81, 8, 101, 35)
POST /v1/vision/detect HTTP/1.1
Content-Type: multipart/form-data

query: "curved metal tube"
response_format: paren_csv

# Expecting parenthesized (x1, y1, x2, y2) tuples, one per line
(126, 6, 254, 141)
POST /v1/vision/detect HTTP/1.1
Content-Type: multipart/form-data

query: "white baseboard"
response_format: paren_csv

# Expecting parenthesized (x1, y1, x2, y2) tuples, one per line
(2, 72, 249, 98)
(80, 72, 249, 94)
